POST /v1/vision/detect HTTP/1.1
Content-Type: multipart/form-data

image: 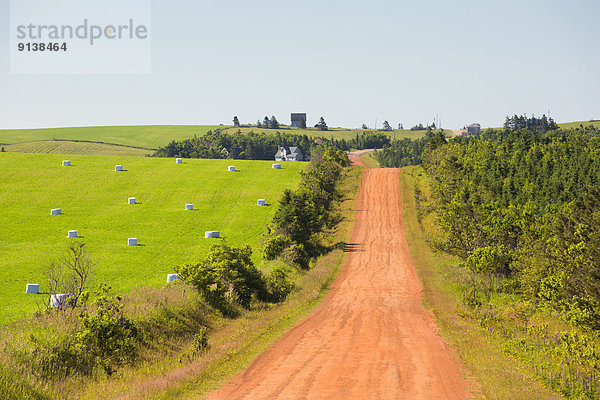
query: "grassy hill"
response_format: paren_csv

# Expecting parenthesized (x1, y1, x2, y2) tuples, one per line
(0, 153, 305, 324)
(2, 140, 152, 156)
(0, 125, 431, 154)
(558, 120, 600, 130)
(0, 125, 220, 149)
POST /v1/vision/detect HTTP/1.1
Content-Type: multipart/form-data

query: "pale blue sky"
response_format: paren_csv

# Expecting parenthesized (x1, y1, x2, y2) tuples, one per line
(1, 0, 599, 130)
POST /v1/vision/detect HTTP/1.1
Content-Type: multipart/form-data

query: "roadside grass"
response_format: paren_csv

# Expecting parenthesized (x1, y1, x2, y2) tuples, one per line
(0, 125, 220, 149)
(399, 165, 563, 400)
(3, 140, 152, 157)
(58, 163, 362, 399)
(359, 151, 380, 168)
(0, 153, 304, 324)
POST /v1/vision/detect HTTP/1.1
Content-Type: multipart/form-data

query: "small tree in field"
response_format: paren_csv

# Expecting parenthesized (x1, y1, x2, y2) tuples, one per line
(46, 242, 94, 311)
(233, 116, 240, 126)
(315, 117, 328, 131)
(382, 120, 392, 131)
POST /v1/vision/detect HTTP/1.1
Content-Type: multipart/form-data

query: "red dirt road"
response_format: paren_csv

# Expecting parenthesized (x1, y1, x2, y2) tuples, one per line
(209, 159, 470, 399)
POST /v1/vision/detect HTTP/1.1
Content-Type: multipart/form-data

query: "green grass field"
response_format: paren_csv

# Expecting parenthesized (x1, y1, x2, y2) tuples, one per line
(3, 140, 152, 157)
(0, 153, 305, 324)
(558, 120, 600, 130)
(0, 125, 220, 149)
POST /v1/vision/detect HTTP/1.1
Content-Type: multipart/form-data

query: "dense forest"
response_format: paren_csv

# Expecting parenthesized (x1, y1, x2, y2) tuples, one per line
(424, 123, 600, 324)
(153, 129, 391, 160)
(413, 117, 600, 398)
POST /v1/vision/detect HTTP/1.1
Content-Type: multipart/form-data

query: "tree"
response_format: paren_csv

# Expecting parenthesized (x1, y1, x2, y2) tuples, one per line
(398, 123, 404, 130)
(315, 117, 328, 131)
(176, 244, 267, 312)
(361, 123, 369, 130)
(46, 242, 94, 310)
(270, 115, 280, 129)
(382, 121, 392, 131)
(256, 120, 262, 128)
(263, 116, 270, 129)
(233, 116, 240, 126)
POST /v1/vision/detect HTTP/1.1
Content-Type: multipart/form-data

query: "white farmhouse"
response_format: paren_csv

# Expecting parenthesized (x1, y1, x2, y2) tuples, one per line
(275, 146, 303, 162)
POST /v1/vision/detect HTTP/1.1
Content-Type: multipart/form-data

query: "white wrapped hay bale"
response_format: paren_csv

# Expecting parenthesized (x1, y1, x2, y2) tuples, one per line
(257, 199, 266, 206)
(67, 230, 77, 238)
(62, 160, 71, 166)
(228, 166, 235, 172)
(167, 274, 179, 283)
(51, 208, 61, 216)
(272, 163, 281, 169)
(185, 204, 194, 211)
(204, 231, 220, 239)
(128, 238, 137, 246)
(128, 197, 136, 204)
(50, 293, 71, 308)
(26, 284, 39, 294)
(115, 165, 123, 171)
(176, 158, 182, 164)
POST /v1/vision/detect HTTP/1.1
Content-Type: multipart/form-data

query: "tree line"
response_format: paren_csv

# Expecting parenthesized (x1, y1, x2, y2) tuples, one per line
(153, 129, 391, 160)
(176, 148, 351, 313)
(422, 123, 600, 330)
(418, 119, 600, 397)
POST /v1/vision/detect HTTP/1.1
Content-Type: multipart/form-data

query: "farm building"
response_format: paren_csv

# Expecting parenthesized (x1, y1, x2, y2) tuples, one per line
(291, 113, 307, 128)
(466, 123, 481, 136)
(275, 146, 303, 162)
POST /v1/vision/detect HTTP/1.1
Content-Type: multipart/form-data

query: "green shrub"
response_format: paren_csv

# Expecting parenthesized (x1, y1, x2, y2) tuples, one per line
(464, 245, 514, 275)
(19, 285, 140, 379)
(176, 244, 267, 312)
(263, 235, 292, 260)
(74, 285, 139, 376)
(282, 242, 309, 269)
(266, 267, 295, 302)
(192, 326, 209, 355)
